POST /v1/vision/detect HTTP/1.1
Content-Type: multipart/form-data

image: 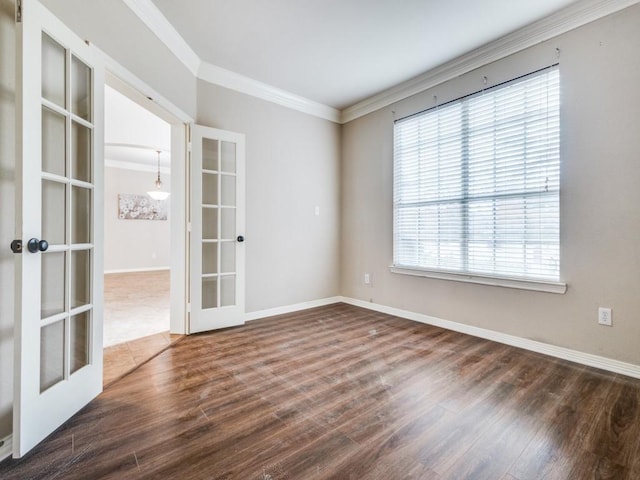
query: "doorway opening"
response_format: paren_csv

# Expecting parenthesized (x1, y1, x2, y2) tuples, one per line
(102, 81, 178, 385)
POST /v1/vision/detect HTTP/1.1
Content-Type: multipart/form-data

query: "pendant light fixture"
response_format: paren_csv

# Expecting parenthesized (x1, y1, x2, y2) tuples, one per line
(147, 150, 170, 200)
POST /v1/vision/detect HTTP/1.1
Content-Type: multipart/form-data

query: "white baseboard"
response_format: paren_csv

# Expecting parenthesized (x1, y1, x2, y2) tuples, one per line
(245, 296, 343, 322)
(0, 434, 11, 461)
(340, 296, 640, 379)
(104, 267, 170, 274)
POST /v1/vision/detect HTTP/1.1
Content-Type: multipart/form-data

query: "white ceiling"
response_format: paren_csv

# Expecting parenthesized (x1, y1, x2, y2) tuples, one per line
(150, 0, 579, 110)
(104, 85, 171, 171)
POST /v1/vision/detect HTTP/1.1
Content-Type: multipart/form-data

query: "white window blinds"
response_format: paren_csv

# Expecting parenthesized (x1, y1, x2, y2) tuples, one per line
(393, 66, 560, 282)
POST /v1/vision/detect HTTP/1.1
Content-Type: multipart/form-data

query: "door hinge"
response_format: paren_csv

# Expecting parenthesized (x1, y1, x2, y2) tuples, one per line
(186, 303, 191, 313)
(187, 222, 192, 232)
(187, 142, 192, 153)
(16, 0, 22, 23)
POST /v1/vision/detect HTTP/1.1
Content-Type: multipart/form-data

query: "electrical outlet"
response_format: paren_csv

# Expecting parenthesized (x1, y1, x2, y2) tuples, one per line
(598, 307, 612, 326)
(364, 273, 371, 285)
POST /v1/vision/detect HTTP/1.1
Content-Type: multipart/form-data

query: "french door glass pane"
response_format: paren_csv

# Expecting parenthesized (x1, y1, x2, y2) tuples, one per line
(202, 172, 218, 205)
(40, 320, 65, 392)
(71, 121, 92, 182)
(42, 180, 66, 244)
(71, 249, 90, 309)
(220, 208, 235, 240)
(221, 175, 235, 206)
(202, 138, 218, 171)
(41, 33, 65, 107)
(220, 275, 235, 307)
(70, 311, 89, 374)
(71, 55, 91, 121)
(41, 252, 66, 318)
(72, 186, 91, 244)
(202, 277, 218, 309)
(220, 141, 236, 173)
(220, 242, 235, 274)
(42, 107, 66, 176)
(202, 243, 218, 275)
(202, 207, 218, 239)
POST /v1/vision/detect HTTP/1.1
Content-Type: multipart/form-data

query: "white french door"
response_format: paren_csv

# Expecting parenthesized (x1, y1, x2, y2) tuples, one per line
(13, 0, 104, 457)
(189, 125, 245, 333)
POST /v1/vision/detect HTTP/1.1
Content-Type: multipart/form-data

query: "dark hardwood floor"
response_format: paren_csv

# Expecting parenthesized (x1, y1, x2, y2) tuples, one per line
(2, 303, 640, 479)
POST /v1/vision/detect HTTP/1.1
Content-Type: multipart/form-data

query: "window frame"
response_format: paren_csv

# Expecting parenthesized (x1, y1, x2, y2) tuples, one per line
(391, 66, 566, 294)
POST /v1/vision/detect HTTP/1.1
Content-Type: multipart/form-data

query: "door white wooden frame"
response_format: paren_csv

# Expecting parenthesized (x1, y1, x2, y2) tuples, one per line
(103, 71, 192, 336)
(14, 0, 104, 457)
(189, 125, 246, 333)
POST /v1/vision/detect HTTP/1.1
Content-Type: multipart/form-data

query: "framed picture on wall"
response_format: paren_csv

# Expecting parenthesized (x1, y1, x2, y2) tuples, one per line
(117, 193, 168, 220)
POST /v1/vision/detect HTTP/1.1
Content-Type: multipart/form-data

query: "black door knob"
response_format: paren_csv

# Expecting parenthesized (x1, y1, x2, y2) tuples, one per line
(27, 238, 49, 253)
(237, 235, 245, 243)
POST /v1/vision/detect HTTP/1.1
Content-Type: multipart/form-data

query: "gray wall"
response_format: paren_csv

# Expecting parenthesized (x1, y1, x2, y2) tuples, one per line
(0, 0, 15, 440)
(197, 81, 341, 313)
(341, 4, 640, 365)
(104, 166, 171, 272)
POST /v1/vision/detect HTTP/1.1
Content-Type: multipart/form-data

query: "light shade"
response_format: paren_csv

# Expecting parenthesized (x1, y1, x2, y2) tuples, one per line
(147, 190, 170, 201)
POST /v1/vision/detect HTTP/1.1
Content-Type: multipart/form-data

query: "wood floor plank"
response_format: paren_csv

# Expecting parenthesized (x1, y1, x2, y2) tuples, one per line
(582, 377, 640, 467)
(564, 450, 631, 480)
(441, 412, 541, 480)
(416, 381, 521, 474)
(323, 404, 451, 479)
(2, 303, 640, 480)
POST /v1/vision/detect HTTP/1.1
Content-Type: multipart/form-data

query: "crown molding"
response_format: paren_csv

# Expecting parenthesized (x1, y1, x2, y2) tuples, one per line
(121, 0, 201, 76)
(197, 62, 341, 123)
(104, 143, 170, 172)
(105, 159, 171, 174)
(105, 142, 169, 152)
(122, 0, 340, 122)
(123, 0, 638, 124)
(341, 0, 640, 123)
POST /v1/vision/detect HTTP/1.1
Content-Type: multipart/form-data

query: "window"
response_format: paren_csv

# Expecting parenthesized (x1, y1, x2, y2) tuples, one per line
(393, 66, 561, 288)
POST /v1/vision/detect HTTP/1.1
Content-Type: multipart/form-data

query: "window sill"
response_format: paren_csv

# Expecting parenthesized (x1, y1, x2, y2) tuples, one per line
(389, 266, 567, 294)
